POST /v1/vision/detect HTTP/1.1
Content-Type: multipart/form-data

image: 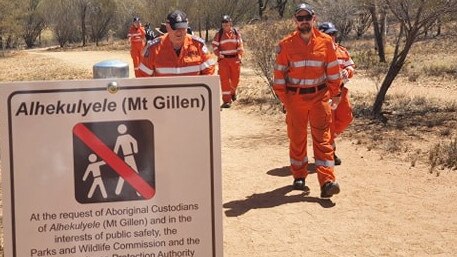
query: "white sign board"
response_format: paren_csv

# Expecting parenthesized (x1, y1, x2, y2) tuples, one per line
(0, 76, 222, 257)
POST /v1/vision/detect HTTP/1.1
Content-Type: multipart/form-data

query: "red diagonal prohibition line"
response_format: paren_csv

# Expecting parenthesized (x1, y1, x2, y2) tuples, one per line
(73, 123, 155, 199)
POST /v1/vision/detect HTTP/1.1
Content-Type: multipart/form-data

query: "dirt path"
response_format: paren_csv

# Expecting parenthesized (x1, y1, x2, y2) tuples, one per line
(22, 50, 457, 256)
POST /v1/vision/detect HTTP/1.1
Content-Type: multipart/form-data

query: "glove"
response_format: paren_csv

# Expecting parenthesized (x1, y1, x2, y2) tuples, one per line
(341, 69, 349, 83)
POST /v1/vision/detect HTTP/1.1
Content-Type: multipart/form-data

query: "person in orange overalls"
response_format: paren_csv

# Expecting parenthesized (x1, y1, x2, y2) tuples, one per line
(318, 22, 355, 166)
(273, 3, 342, 198)
(212, 15, 244, 108)
(128, 17, 146, 77)
(137, 10, 215, 77)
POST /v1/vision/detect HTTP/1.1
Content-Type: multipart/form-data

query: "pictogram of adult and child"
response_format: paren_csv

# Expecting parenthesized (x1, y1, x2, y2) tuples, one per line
(82, 124, 141, 199)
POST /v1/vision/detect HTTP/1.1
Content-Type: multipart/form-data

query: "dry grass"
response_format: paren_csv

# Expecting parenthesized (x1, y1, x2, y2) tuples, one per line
(347, 92, 457, 167)
(0, 51, 92, 82)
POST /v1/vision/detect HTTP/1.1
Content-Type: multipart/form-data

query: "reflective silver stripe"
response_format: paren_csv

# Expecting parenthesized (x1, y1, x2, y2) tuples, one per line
(327, 60, 339, 68)
(337, 59, 345, 65)
(291, 60, 324, 68)
(220, 39, 239, 44)
(275, 64, 288, 71)
(290, 156, 309, 166)
(327, 73, 340, 81)
(156, 65, 201, 74)
(156, 59, 215, 75)
(222, 91, 232, 95)
(315, 159, 335, 167)
(220, 49, 238, 55)
(139, 63, 153, 75)
(344, 60, 355, 67)
(287, 75, 327, 86)
(274, 79, 286, 85)
(200, 59, 216, 70)
(212, 41, 220, 46)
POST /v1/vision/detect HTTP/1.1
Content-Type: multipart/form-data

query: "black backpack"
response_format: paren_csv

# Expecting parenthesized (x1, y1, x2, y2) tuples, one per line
(144, 23, 155, 41)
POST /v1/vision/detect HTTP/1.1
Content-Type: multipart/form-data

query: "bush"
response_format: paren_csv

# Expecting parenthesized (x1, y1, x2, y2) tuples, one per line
(242, 19, 293, 99)
(429, 138, 457, 173)
(422, 63, 457, 78)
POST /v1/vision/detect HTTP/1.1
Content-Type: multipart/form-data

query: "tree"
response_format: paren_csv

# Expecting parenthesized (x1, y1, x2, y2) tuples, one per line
(372, 0, 457, 119)
(354, 9, 372, 39)
(311, 0, 359, 42)
(87, 0, 116, 45)
(21, 0, 46, 48)
(0, 1, 22, 50)
(369, 0, 387, 62)
(76, 0, 91, 46)
(40, 0, 78, 47)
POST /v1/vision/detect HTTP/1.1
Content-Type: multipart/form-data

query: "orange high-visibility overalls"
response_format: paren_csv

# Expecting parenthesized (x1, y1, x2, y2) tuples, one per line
(137, 34, 216, 77)
(128, 25, 146, 77)
(273, 28, 341, 186)
(212, 28, 244, 103)
(330, 43, 355, 146)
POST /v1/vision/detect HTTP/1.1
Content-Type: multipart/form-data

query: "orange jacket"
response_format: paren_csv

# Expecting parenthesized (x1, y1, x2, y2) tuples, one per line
(137, 34, 216, 77)
(128, 25, 146, 49)
(335, 43, 355, 79)
(212, 28, 244, 59)
(273, 28, 341, 104)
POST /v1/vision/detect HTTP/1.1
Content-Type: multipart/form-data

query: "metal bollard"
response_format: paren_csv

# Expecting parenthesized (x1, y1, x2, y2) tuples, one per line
(93, 60, 129, 79)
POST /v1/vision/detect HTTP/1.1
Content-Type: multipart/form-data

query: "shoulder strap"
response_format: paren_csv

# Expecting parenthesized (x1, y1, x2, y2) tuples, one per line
(217, 28, 224, 43)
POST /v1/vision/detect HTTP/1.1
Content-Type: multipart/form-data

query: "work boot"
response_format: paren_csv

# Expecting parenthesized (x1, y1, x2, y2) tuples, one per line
(231, 94, 237, 101)
(293, 178, 306, 190)
(334, 153, 342, 166)
(320, 181, 340, 198)
(221, 102, 231, 108)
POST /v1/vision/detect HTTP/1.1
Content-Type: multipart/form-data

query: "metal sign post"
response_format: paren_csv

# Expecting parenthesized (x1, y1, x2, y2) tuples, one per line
(93, 60, 129, 79)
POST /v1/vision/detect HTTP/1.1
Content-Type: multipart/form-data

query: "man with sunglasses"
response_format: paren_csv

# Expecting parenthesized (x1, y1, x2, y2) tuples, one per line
(273, 3, 342, 198)
(318, 22, 356, 166)
(137, 10, 215, 77)
(212, 15, 244, 108)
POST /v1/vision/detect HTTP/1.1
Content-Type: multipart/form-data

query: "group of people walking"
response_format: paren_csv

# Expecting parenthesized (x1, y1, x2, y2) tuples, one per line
(127, 3, 355, 199)
(128, 11, 243, 110)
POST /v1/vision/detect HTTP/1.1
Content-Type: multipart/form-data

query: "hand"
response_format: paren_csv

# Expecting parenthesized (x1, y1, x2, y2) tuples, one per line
(329, 96, 341, 110)
(219, 54, 225, 59)
(341, 69, 349, 80)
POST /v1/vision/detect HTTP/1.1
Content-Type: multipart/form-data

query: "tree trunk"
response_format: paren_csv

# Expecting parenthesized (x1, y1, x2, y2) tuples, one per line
(369, 4, 386, 62)
(372, 40, 414, 119)
(276, 0, 287, 18)
(258, 0, 269, 19)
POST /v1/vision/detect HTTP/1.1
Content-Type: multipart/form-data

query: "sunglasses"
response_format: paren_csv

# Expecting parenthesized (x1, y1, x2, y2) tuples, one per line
(222, 20, 230, 23)
(295, 15, 313, 22)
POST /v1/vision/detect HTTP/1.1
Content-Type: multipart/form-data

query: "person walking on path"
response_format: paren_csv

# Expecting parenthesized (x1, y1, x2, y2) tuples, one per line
(318, 22, 355, 166)
(128, 17, 146, 77)
(212, 15, 244, 108)
(273, 3, 342, 198)
(137, 10, 215, 77)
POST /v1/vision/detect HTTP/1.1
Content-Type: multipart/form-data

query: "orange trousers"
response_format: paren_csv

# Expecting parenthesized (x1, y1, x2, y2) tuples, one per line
(218, 58, 241, 103)
(131, 46, 143, 77)
(285, 89, 336, 187)
(330, 86, 353, 146)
